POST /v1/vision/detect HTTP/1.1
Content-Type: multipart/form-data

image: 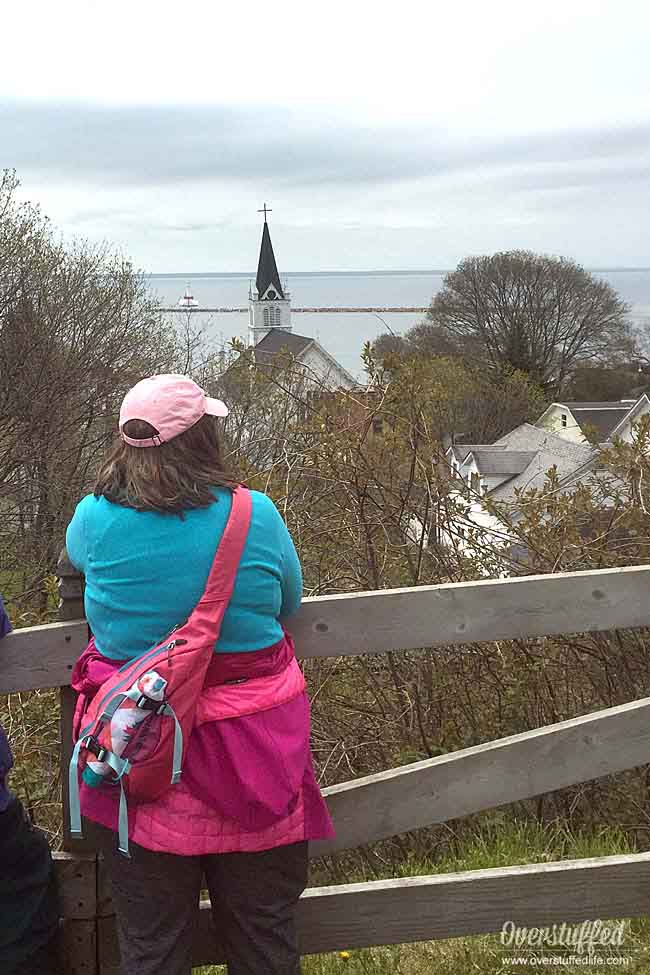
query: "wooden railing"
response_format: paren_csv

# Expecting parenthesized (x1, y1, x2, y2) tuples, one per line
(3, 558, 650, 973)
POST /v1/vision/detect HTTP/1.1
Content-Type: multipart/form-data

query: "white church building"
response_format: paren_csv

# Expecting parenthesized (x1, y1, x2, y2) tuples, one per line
(246, 211, 356, 390)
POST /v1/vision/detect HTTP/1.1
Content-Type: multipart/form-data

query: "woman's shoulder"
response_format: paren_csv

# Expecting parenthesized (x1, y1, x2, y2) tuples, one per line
(72, 493, 103, 519)
(77, 488, 283, 526)
(248, 488, 275, 506)
(245, 490, 290, 533)
(248, 489, 282, 517)
(71, 493, 144, 535)
(73, 492, 122, 519)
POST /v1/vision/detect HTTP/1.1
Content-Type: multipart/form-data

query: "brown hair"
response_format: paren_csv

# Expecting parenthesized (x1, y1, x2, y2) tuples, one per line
(94, 415, 238, 514)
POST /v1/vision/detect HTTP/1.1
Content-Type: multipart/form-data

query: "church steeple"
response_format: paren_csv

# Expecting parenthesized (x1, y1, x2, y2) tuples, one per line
(248, 205, 292, 346)
(255, 222, 285, 300)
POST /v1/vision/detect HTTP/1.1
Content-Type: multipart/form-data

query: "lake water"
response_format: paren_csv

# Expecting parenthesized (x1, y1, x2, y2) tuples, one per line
(146, 270, 650, 379)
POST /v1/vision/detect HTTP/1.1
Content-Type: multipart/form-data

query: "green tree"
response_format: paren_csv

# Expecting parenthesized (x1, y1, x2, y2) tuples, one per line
(427, 250, 634, 392)
(0, 171, 179, 612)
(565, 363, 646, 402)
(373, 322, 461, 363)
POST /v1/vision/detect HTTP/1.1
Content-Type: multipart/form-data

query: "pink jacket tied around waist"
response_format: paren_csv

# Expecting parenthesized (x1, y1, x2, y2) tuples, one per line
(72, 633, 335, 854)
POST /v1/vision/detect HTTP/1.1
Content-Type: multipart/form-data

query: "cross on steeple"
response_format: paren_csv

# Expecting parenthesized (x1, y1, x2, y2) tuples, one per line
(257, 203, 272, 223)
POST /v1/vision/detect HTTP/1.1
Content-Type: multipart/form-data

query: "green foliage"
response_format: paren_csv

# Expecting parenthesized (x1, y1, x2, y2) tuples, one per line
(0, 170, 197, 616)
(374, 251, 637, 400)
(566, 363, 648, 402)
(427, 250, 634, 392)
(0, 688, 61, 844)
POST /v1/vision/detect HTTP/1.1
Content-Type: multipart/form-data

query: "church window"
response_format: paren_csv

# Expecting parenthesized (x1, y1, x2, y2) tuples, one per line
(270, 305, 281, 326)
(263, 308, 270, 325)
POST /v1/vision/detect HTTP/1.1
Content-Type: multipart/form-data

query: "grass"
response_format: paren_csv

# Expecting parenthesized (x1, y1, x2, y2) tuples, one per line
(0, 566, 59, 629)
(194, 813, 650, 974)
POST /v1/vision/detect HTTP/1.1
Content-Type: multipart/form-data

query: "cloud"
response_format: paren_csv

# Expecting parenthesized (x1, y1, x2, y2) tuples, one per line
(164, 222, 216, 232)
(504, 159, 650, 195)
(4, 98, 650, 270)
(4, 99, 650, 197)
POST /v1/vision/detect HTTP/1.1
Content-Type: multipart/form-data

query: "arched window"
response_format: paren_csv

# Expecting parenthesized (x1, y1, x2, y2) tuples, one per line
(263, 308, 270, 325)
(270, 305, 281, 326)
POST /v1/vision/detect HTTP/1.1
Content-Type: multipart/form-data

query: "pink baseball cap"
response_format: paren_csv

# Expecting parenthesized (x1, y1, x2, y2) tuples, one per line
(119, 374, 229, 447)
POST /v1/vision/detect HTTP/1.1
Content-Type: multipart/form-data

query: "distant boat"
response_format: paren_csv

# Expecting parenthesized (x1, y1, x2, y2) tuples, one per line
(178, 284, 198, 309)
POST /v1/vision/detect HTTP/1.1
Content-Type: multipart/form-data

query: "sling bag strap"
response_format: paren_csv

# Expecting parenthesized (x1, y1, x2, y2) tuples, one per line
(202, 485, 252, 601)
(178, 485, 253, 644)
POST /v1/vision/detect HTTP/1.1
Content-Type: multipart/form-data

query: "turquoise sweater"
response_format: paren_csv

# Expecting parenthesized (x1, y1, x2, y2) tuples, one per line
(65, 488, 303, 660)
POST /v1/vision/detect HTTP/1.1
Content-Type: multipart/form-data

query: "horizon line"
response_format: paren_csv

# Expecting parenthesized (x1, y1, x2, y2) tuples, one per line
(145, 266, 650, 278)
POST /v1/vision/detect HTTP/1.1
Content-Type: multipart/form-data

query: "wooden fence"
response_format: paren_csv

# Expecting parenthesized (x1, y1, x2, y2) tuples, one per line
(4, 557, 650, 972)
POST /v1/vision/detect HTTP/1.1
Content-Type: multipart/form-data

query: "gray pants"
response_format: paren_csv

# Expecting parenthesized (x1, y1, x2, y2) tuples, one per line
(100, 832, 308, 975)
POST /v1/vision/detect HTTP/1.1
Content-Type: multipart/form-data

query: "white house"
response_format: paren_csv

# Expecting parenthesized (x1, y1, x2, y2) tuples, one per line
(440, 424, 595, 563)
(535, 395, 650, 444)
(439, 392, 650, 566)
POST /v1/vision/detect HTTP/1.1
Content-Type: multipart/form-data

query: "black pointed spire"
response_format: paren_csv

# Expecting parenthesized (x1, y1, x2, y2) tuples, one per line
(255, 219, 285, 300)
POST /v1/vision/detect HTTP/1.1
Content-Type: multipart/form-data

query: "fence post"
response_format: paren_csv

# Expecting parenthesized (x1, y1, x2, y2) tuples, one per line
(56, 548, 102, 974)
(57, 547, 100, 853)
(55, 853, 98, 975)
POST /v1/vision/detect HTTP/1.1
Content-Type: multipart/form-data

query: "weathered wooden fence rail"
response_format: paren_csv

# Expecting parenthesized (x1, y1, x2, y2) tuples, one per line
(4, 561, 650, 973)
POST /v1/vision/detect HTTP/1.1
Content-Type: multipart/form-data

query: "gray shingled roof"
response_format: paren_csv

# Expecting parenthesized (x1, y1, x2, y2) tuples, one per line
(253, 329, 313, 359)
(469, 450, 538, 475)
(490, 423, 596, 500)
(537, 400, 640, 441)
(450, 444, 506, 463)
(540, 399, 638, 443)
(569, 408, 629, 440)
(561, 401, 636, 409)
(497, 422, 595, 456)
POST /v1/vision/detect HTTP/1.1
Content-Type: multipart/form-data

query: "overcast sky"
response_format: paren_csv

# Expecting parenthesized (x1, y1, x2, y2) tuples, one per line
(3, 0, 650, 272)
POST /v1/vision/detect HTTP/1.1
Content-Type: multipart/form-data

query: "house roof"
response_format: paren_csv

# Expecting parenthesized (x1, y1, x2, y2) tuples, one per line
(536, 397, 644, 442)
(449, 444, 506, 463)
(464, 394, 650, 515)
(559, 401, 636, 409)
(253, 329, 313, 359)
(609, 393, 650, 438)
(468, 450, 538, 476)
(496, 422, 592, 455)
(255, 222, 285, 299)
(251, 328, 357, 387)
(490, 423, 596, 501)
(556, 453, 609, 491)
(454, 424, 594, 489)
(567, 408, 630, 440)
